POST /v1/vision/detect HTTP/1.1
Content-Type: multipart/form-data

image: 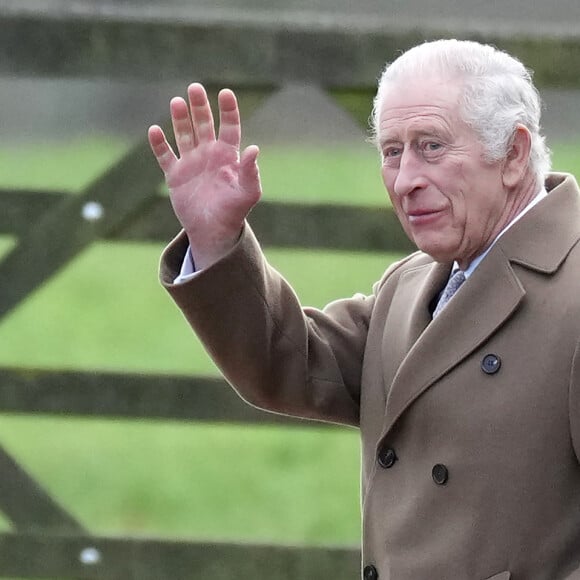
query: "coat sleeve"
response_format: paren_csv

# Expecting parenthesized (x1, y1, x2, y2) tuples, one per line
(159, 223, 380, 427)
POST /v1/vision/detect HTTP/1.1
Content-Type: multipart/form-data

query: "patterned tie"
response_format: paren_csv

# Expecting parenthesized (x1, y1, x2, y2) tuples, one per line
(433, 269, 466, 318)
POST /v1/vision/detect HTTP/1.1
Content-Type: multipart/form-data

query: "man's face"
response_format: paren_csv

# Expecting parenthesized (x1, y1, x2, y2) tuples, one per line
(378, 77, 509, 268)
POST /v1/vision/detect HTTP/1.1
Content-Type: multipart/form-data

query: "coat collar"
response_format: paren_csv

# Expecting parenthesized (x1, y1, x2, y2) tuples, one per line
(496, 172, 580, 273)
(379, 172, 580, 441)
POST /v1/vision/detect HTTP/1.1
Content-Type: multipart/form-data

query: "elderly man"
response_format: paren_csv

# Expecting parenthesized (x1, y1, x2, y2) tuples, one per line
(149, 39, 580, 579)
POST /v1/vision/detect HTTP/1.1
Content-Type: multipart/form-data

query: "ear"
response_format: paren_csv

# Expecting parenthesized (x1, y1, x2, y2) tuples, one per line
(502, 124, 532, 189)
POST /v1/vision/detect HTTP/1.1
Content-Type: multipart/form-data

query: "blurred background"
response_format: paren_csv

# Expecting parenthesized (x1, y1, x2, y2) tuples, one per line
(0, 0, 579, 578)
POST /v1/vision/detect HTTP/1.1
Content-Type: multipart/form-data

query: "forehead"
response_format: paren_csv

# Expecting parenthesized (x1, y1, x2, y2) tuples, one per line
(378, 77, 466, 141)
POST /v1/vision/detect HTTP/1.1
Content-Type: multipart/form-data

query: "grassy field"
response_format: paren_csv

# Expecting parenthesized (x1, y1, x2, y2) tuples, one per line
(0, 136, 578, 557)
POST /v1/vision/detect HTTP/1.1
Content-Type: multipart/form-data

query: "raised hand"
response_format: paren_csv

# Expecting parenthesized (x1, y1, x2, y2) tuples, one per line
(148, 83, 262, 270)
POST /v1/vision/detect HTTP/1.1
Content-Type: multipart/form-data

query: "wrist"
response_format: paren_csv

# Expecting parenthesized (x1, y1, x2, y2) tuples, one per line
(187, 228, 243, 270)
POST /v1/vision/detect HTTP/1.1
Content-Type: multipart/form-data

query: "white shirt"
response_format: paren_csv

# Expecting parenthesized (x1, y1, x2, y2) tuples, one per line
(175, 245, 197, 284)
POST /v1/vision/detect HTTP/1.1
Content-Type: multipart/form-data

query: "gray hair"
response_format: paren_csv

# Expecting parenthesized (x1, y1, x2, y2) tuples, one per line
(371, 39, 551, 183)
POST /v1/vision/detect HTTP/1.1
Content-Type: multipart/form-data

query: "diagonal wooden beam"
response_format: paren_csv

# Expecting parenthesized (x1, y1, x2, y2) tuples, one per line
(0, 445, 84, 533)
(0, 137, 160, 321)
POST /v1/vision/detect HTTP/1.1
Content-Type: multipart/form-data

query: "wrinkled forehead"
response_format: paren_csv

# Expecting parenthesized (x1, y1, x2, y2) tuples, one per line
(379, 75, 464, 116)
(377, 76, 466, 139)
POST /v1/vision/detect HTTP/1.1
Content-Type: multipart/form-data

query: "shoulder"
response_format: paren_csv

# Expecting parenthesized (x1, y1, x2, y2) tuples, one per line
(373, 250, 435, 295)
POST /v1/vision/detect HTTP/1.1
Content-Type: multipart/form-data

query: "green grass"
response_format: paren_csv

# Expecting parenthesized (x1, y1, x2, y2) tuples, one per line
(0, 240, 399, 374)
(259, 144, 388, 206)
(0, 138, 387, 205)
(0, 135, 578, 558)
(548, 141, 580, 176)
(0, 136, 132, 192)
(0, 417, 361, 544)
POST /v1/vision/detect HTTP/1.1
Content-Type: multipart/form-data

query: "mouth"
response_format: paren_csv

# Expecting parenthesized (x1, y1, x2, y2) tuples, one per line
(406, 208, 447, 225)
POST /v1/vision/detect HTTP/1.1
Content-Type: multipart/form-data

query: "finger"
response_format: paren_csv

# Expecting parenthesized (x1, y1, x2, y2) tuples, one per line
(170, 97, 197, 156)
(188, 83, 216, 144)
(217, 89, 241, 149)
(148, 125, 178, 174)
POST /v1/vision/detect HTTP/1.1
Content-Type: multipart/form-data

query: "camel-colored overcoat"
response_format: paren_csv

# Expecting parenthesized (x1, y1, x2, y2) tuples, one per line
(160, 173, 580, 580)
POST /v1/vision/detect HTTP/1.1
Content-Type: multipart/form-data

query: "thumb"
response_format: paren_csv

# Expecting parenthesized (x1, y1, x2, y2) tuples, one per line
(239, 145, 262, 200)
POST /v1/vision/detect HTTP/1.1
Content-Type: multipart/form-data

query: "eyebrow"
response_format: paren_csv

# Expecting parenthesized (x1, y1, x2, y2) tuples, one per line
(379, 138, 402, 148)
(379, 129, 448, 148)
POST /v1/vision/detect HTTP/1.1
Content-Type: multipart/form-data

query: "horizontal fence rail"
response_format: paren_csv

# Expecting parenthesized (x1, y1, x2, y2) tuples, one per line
(0, 532, 360, 580)
(0, 190, 414, 253)
(1, 5, 580, 87)
(0, 367, 334, 426)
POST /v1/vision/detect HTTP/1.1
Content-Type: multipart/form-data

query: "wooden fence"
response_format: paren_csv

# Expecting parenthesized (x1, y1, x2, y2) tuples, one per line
(0, 2, 579, 578)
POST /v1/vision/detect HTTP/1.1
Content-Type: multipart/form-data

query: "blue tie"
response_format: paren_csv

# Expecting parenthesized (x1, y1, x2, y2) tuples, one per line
(433, 269, 466, 318)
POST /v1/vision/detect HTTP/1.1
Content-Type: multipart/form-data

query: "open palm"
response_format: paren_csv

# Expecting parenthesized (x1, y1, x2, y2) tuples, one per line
(149, 84, 262, 269)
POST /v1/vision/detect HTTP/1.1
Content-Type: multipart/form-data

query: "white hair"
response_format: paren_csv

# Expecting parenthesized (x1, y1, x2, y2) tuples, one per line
(371, 39, 551, 183)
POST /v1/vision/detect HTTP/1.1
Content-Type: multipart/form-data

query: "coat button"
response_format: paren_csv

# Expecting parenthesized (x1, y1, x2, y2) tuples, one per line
(377, 446, 397, 469)
(481, 354, 501, 374)
(363, 564, 379, 580)
(432, 463, 449, 485)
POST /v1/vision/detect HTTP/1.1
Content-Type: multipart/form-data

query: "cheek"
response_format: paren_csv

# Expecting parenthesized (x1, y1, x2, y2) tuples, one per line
(381, 165, 392, 189)
(387, 193, 411, 236)
(432, 162, 463, 193)
(382, 167, 398, 204)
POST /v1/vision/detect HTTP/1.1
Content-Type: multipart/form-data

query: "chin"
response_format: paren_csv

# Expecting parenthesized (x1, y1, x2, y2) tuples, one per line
(414, 240, 455, 263)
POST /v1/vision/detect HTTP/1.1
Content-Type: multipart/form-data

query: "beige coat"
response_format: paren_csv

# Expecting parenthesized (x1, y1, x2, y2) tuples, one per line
(160, 173, 580, 580)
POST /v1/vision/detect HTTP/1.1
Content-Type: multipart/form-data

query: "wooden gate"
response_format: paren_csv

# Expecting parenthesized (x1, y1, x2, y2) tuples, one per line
(0, 2, 578, 577)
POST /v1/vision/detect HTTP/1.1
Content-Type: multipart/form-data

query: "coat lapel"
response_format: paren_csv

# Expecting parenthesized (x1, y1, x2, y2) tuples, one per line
(381, 260, 450, 385)
(382, 246, 525, 439)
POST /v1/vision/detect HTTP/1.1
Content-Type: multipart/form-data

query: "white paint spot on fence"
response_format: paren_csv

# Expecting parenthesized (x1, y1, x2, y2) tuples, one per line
(79, 547, 102, 565)
(81, 201, 105, 222)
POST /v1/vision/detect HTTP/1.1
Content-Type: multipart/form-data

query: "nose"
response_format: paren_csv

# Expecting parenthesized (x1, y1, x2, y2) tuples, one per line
(392, 147, 428, 198)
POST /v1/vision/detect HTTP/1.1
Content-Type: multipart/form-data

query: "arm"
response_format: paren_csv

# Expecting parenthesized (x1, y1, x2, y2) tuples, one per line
(152, 85, 368, 427)
(160, 225, 372, 427)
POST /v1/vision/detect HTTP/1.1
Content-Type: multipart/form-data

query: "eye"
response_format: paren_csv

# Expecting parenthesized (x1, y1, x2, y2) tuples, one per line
(420, 140, 445, 159)
(424, 141, 441, 151)
(382, 147, 402, 168)
(383, 146, 402, 158)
